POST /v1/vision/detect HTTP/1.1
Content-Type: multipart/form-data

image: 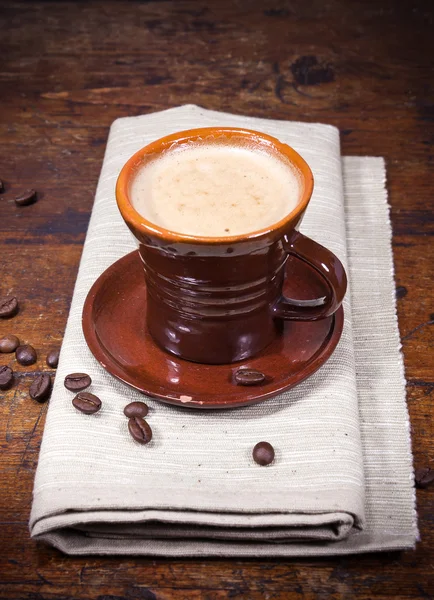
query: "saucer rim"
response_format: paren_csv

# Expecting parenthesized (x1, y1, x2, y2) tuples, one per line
(82, 251, 344, 410)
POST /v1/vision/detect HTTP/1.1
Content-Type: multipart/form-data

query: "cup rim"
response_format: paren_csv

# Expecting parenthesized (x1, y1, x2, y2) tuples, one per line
(116, 127, 314, 245)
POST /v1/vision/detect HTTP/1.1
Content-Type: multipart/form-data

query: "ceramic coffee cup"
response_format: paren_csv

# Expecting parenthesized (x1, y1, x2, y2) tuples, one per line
(116, 127, 347, 365)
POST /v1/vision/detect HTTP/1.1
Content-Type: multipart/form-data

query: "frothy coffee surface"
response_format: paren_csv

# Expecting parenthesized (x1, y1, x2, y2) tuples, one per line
(130, 143, 301, 237)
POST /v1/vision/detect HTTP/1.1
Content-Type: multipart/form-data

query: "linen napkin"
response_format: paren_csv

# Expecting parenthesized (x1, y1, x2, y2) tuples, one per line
(30, 105, 417, 555)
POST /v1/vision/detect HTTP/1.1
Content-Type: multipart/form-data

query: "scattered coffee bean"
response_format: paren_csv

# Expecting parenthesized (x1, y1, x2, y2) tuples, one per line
(0, 366, 14, 390)
(395, 285, 407, 300)
(29, 373, 52, 403)
(0, 179, 4, 193)
(415, 467, 434, 489)
(0, 334, 20, 353)
(72, 392, 101, 414)
(15, 189, 37, 206)
(234, 368, 266, 386)
(64, 372, 91, 391)
(0, 297, 19, 318)
(252, 441, 275, 466)
(128, 417, 152, 445)
(46, 348, 60, 368)
(16, 344, 37, 366)
(124, 401, 149, 418)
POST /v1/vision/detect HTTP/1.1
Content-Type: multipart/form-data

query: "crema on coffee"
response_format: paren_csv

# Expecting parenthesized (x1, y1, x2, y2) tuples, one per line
(130, 141, 302, 237)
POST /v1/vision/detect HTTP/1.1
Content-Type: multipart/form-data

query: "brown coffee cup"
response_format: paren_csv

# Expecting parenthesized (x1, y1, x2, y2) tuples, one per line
(116, 127, 347, 365)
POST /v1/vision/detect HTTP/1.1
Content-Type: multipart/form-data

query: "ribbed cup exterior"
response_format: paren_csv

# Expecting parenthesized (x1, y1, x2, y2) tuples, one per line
(135, 234, 294, 363)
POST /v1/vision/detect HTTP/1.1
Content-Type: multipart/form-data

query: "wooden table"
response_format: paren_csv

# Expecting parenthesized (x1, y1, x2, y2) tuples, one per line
(1, 1, 432, 598)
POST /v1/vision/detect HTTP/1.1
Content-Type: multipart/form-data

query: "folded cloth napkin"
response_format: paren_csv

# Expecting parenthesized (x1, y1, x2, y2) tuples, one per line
(30, 105, 417, 555)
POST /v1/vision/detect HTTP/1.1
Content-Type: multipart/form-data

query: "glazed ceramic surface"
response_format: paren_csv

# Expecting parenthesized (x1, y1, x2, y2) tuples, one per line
(116, 128, 347, 364)
(82, 251, 344, 409)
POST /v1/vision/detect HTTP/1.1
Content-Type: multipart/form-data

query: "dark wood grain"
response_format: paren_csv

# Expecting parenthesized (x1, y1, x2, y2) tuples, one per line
(0, 0, 433, 598)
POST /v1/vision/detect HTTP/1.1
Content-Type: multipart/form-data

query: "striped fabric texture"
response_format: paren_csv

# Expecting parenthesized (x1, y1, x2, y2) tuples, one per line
(29, 106, 417, 555)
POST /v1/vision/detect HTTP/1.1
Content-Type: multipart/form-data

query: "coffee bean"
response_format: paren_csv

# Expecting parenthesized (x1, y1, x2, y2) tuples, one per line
(252, 441, 275, 466)
(395, 285, 407, 300)
(29, 373, 51, 402)
(16, 344, 37, 366)
(128, 417, 152, 445)
(124, 401, 149, 418)
(64, 372, 91, 391)
(234, 368, 266, 386)
(15, 189, 37, 206)
(46, 348, 60, 368)
(0, 179, 4, 193)
(0, 297, 19, 318)
(0, 334, 20, 353)
(72, 392, 102, 414)
(415, 467, 434, 489)
(0, 366, 14, 390)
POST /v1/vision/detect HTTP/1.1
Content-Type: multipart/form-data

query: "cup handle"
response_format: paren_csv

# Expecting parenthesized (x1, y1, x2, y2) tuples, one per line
(272, 231, 347, 321)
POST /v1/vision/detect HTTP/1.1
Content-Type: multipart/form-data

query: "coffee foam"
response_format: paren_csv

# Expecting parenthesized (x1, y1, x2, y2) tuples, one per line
(130, 141, 302, 237)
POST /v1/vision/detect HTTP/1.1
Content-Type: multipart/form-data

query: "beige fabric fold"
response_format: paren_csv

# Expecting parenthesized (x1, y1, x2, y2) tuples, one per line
(29, 105, 417, 555)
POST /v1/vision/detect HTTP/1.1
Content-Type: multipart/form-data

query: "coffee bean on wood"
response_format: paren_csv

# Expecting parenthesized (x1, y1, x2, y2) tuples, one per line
(16, 344, 37, 366)
(15, 189, 37, 206)
(0, 297, 19, 318)
(46, 348, 60, 368)
(0, 366, 14, 390)
(0, 334, 20, 353)
(64, 372, 91, 391)
(415, 467, 434, 489)
(29, 373, 52, 402)
(0, 179, 4, 193)
(128, 417, 152, 445)
(252, 441, 275, 466)
(72, 392, 102, 414)
(124, 401, 149, 418)
(234, 368, 266, 386)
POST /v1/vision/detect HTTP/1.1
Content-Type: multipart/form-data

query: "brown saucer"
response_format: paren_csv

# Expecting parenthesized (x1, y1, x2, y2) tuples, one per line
(82, 251, 344, 409)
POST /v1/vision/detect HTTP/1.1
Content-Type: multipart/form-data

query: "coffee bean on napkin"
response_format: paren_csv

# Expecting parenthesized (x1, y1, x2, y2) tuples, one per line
(16, 344, 37, 366)
(29, 373, 52, 403)
(0, 297, 19, 318)
(234, 368, 266, 386)
(72, 392, 101, 414)
(128, 417, 152, 445)
(124, 401, 149, 418)
(0, 334, 20, 353)
(46, 348, 60, 368)
(15, 189, 37, 206)
(0, 366, 14, 390)
(415, 467, 434, 489)
(253, 441, 275, 466)
(64, 372, 91, 391)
